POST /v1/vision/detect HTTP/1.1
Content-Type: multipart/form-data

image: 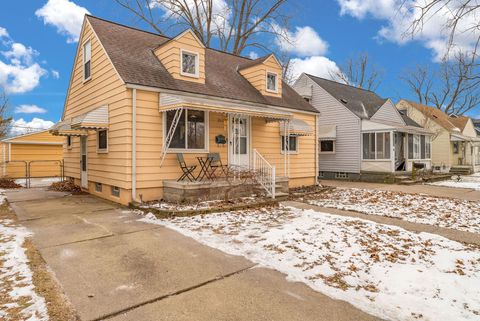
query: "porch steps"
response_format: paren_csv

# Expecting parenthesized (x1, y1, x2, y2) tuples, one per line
(274, 191, 289, 200)
(449, 166, 472, 175)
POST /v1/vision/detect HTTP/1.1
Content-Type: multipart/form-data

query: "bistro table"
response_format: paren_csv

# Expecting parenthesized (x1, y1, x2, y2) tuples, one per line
(196, 156, 214, 181)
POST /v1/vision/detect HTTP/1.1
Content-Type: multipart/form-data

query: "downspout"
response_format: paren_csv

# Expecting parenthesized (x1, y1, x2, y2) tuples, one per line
(132, 88, 137, 203)
(315, 114, 319, 185)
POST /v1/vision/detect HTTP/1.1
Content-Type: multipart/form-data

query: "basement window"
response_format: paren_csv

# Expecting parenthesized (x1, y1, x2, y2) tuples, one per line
(335, 172, 349, 179)
(95, 182, 102, 192)
(111, 186, 120, 197)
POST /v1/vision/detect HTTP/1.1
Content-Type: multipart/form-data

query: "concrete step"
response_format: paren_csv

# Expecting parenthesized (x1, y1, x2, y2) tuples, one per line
(274, 192, 289, 200)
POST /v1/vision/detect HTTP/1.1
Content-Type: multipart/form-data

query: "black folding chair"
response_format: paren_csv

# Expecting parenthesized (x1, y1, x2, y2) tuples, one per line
(177, 153, 197, 182)
(208, 153, 228, 179)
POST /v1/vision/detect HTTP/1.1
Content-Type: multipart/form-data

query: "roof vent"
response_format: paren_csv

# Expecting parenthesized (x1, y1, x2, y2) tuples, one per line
(340, 98, 348, 104)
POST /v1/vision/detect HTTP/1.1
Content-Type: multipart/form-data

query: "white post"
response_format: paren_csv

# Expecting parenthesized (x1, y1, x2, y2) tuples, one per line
(271, 166, 276, 199)
(284, 120, 287, 177)
(132, 88, 137, 203)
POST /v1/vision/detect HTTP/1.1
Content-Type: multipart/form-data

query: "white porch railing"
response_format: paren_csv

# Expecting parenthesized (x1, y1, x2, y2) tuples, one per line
(253, 149, 276, 198)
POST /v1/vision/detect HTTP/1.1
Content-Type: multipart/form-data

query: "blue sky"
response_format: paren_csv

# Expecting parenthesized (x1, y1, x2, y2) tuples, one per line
(0, 0, 478, 135)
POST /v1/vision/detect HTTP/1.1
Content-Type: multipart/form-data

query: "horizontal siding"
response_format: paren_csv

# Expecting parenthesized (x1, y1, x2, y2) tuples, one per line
(4, 144, 63, 178)
(293, 74, 361, 173)
(371, 100, 404, 125)
(63, 20, 130, 189)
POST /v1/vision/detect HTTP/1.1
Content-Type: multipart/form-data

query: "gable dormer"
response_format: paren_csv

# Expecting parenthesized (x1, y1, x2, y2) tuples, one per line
(154, 29, 205, 84)
(238, 54, 283, 98)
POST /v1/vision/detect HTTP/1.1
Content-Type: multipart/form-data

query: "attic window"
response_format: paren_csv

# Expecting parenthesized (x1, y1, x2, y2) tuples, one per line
(181, 50, 199, 77)
(266, 72, 278, 92)
(83, 40, 91, 81)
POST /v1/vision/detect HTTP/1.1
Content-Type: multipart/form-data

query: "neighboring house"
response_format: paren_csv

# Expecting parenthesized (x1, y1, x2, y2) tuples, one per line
(397, 100, 480, 173)
(293, 74, 432, 181)
(474, 119, 480, 136)
(50, 15, 319, 205)
(0, 130, 64, 178)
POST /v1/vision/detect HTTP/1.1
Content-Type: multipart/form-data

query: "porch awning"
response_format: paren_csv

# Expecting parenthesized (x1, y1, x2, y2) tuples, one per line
(71, 106, 109, 129)
(318, 124, 336, 140)
(279, 119, 314, 136)
(50, 119, 88, 137)
(159, 93, 292, 120)
(451, 133, 480, 142)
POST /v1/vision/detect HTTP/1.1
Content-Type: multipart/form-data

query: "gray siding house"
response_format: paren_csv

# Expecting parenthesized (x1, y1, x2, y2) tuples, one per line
(293, 74, 433, 180)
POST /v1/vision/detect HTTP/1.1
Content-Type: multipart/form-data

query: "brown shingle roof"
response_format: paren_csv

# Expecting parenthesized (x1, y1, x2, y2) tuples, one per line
(237, 54, 271, 71)
(86, 15, 317, 113)
(403, 100, 460, 132)
(448, 116, 470, 132)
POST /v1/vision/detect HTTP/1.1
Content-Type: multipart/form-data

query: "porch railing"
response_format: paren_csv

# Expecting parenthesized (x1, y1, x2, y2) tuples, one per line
(253, 149, 276, 199)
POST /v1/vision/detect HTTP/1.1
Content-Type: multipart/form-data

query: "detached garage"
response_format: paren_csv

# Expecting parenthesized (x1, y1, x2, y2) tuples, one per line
(0, 130, 64, 179)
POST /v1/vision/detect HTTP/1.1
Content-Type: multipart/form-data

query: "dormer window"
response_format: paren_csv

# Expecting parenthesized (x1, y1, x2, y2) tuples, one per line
(266, 72, 278, 92)
(83, 40, 91, 81)
(181, 50, 199, 77)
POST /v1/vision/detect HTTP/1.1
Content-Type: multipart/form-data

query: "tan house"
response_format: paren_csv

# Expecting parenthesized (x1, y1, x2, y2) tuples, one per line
(0, 130, 64, 178)
(51, 15, 319, 205)
(397, 100, 480, 174)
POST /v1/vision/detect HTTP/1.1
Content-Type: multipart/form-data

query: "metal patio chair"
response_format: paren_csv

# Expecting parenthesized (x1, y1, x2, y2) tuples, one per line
(208, 153, 228, 179)
(177, 153, 197, 182)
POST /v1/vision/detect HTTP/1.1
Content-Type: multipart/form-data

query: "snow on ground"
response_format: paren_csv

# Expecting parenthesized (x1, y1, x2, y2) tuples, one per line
(304, 188, 480, 234)
(0, 191, 48, 320)
(429, 173, 480, 191)
(15, 177, 62, 188)
(139, 206, 480, 321)
(140, 196, 258, 211)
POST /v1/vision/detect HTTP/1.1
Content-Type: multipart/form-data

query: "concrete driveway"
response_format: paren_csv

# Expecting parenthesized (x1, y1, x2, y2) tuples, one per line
(5, 188, 380, 321)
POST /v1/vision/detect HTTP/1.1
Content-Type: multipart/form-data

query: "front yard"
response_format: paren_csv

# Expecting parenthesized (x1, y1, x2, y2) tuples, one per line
(139, 205, 480, 321)
(303, 188, 480, 234)
(429, 173, 480, 191)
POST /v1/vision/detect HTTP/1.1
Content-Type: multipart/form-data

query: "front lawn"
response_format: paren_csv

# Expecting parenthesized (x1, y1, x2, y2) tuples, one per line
(304, 188, 480, 234)
(139, 206, 480, 321)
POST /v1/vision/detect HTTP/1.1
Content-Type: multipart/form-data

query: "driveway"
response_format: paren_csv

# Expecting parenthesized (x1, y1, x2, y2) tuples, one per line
(5, 188, 379, 321)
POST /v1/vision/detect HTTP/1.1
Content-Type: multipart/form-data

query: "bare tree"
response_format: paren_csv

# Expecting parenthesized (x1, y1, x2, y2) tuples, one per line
(329, 53, 383, 91)
(0, 88, 11, 139)
(114, 0, 290, 55)
(401, 52, 480, 115)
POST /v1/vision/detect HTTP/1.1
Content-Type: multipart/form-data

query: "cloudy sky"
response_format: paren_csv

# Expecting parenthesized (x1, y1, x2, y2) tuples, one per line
(1, 0, 479, 135)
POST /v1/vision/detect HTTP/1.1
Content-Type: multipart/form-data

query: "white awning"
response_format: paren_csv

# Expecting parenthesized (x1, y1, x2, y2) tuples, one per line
(451, 133, 480, 142)
(71, 106, 109, 129)
(159, 93, 292, 120)
(318, 124, 336, 140)
(279, 119, 314, 136)
(50, 119, 88, 137)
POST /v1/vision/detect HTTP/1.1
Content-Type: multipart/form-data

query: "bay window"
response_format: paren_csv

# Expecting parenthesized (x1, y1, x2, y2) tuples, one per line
(166, 109, 206, 150)
(362, 132, 391, 160)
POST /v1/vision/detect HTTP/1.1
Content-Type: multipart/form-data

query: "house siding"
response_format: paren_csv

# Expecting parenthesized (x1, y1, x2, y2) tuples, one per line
(293, 74, 361, 174)
(63, 19, 131, 192)
(371, 100, 404, 125)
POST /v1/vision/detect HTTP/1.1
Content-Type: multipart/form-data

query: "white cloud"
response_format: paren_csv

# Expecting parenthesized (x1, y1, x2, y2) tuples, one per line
(35, 0, 90, 43)
(275, 26, 328, 57)
(248, 51, 259, 59)
(0, 27, 8, 38)
(51, 70, 60, 79)
(337, 0, 480, 61)
(0, 29, 47, 94)
(14, 104, 47, 114)
(10, 118, 54, 136)
(289, 56, 341, 83)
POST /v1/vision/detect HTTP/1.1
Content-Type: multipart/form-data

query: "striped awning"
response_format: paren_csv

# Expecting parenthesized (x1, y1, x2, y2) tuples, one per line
(71, 106, 109, 129)
(159, 93, 292, 120)
(279, 119, 314, 136)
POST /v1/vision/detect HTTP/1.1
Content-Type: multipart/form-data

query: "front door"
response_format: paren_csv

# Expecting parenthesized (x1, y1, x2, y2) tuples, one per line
(229, 115, 250, 168)
(394, 132, 405, 171)
(80, 136, 88, 188)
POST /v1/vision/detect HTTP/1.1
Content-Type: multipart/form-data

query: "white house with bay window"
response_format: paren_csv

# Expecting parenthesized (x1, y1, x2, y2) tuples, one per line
(293, 74, 433, 180)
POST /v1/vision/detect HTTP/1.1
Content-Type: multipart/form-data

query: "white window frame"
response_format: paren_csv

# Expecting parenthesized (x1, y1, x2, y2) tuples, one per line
(413, 134, 421, 159)
(266, 71, 278, 93)
(180, 49, 199, 78)
(82, 39, 92, 82)
(362, 131, 391, 161)
(319, 139, 336, 154)
(281, 135, 298, 154)
(164, 109, 209, 153)
(66, 136, 72, 150)
(97, 129, 108, 153)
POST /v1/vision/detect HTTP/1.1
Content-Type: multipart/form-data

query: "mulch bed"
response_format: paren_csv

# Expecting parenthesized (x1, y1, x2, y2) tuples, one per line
(0, 177, 22, 189)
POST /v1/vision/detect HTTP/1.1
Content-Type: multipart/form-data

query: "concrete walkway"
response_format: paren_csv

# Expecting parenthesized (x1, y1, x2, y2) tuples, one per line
(6, 188, 380, 321)
(284, 201, 480, 246)
(320, 179, 480, 201)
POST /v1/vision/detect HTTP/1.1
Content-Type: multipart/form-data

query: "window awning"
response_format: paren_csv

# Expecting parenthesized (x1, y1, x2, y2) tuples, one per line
(318, 124, 336, 140)
(451, 133, 480, 142)
(159, 93, 292, 120)
(279, 119, 314, 136)
(71, 106, 109, 129)
(50, 119, 88, 137)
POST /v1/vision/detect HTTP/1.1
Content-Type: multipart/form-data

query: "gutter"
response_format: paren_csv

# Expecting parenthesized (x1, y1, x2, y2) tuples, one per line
(132, 88, 137, 203)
